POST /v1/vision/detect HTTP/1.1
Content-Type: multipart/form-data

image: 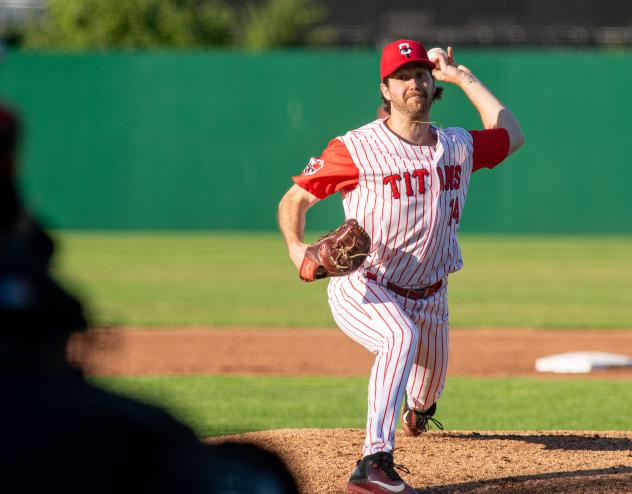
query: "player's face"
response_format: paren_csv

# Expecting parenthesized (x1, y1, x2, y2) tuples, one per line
(381, 63, 435, 119)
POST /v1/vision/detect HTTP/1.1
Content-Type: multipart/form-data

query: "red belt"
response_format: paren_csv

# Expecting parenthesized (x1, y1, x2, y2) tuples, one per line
(365, 272, 443, 300)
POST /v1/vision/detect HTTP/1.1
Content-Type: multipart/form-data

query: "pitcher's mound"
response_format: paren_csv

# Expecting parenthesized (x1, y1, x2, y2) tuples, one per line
(206, 429, 632, 493)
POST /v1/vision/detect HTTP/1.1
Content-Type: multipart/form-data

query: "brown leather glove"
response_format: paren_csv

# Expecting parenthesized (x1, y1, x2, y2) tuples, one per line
(299, 219, 371, 282)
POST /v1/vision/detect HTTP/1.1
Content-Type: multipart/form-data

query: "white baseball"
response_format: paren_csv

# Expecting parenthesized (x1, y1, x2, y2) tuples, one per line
(427, 47, 447, 64)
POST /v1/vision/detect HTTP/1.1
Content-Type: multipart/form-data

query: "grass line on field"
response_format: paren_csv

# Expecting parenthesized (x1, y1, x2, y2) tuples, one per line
(53, 232, 632, 329)
(92, 375, 632, 437)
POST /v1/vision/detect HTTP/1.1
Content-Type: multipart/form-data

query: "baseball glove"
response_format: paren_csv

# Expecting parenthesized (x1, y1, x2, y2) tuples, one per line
(299, 219, 371, 282)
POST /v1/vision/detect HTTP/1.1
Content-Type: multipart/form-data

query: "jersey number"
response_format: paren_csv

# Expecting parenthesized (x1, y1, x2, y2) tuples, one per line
(449, 197, 461, 225)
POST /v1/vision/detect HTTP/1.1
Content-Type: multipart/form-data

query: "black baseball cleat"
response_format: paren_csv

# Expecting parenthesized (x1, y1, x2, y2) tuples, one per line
(401, 401, 444, 437)
(347, 452, 416, 494)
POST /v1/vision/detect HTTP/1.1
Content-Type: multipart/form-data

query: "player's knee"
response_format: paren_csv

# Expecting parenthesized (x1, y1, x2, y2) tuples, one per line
(387, 324, 419, 350)
(407, 326, 420, 350)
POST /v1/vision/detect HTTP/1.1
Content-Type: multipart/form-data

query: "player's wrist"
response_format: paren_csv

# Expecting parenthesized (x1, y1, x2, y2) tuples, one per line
(289, 242, 308, 269)
(456, 70, 479, 89)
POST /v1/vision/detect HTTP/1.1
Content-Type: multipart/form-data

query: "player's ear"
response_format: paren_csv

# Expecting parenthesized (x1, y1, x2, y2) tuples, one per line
(380, 81, 391, 102)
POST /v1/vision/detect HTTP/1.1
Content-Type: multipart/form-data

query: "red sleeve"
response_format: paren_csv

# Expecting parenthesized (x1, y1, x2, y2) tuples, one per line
(469, 128, 510, 172)
(292, 139, 359, 199)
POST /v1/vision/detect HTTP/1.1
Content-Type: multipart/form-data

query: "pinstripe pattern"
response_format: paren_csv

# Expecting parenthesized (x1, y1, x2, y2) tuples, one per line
(328, 272, 449, 455)
(329, 272, 420, 455)
(340, 119, 473, 288)
(328, 119, 474, 457)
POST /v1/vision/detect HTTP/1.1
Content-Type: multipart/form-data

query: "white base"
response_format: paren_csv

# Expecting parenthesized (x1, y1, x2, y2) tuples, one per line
(535, 351, 632, 374)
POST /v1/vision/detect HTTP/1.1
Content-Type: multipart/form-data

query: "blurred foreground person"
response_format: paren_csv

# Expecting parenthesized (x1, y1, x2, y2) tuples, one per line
(0, 105, 298, 494)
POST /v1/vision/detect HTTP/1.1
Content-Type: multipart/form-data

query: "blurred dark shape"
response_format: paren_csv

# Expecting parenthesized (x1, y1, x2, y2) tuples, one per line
(0, 105, 19, 227)
(0, 104, 298, 494)
(0, 105, 86, 370)
(207, 443, 300, 493)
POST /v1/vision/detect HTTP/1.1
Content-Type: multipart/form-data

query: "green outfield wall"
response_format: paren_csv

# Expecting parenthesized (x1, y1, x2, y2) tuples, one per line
(1, 49, 630, 233)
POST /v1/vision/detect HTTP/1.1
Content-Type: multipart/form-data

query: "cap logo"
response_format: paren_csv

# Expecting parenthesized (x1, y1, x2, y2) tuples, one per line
(398, 42, 412, 57)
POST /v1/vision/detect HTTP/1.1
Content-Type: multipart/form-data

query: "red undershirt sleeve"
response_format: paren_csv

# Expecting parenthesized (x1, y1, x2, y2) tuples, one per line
(292, 138, 359, 199)
(469, 128, 510, 172)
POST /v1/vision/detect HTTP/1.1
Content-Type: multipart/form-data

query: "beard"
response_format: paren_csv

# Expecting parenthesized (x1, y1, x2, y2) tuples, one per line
(393, 91, 431, 120)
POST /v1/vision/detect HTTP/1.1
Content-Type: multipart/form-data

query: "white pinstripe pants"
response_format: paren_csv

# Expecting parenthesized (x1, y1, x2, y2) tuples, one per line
(327, 272, 449, 457)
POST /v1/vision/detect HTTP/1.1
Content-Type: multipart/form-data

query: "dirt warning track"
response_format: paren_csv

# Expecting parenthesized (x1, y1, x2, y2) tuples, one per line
(71, 327, 632, 378)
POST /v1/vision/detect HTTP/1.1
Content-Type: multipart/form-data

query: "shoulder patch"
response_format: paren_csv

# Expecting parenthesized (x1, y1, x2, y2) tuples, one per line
(302, 157, 324, 176)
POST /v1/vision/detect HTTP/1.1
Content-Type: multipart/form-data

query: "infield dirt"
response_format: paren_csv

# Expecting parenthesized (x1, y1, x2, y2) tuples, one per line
(72, 328, 632, 493)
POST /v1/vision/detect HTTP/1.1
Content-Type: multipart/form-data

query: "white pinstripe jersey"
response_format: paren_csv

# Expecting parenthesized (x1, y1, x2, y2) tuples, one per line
(294, 119, 509, 289)
(341, 120, 471, 287)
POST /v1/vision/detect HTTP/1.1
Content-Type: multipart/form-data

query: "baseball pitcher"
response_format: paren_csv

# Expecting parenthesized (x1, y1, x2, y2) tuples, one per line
(278, 40, 524, 494)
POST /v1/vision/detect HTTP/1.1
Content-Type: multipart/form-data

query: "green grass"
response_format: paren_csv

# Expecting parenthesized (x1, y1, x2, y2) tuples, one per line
(52, 232, 632, 328)
(450, 235, 632, 328)
(92, 375, 632, 437)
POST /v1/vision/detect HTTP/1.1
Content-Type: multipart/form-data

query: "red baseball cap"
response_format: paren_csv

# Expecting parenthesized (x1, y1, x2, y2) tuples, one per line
(380, 39, 435, 80)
